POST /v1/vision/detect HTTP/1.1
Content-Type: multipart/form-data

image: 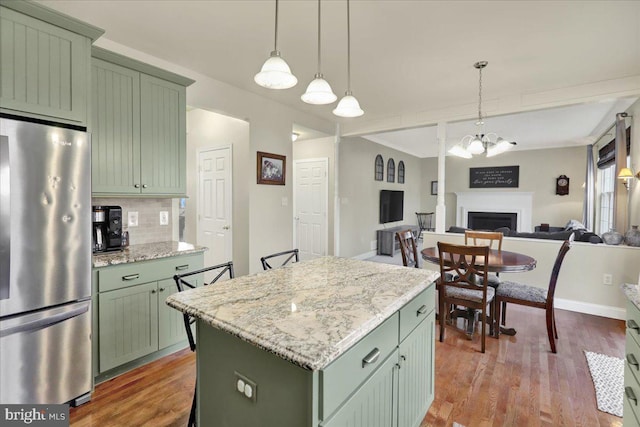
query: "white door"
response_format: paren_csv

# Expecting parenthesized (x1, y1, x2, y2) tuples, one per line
(198, 147, 232, 278)
(294, 158, 328, 260)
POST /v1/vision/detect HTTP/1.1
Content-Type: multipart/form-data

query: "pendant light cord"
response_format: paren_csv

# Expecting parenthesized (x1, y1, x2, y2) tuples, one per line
(274, 0, 279, 51)
(347, 0, 351, 91)
(317, 0, 321, 73)
(477, 65, 483, 123)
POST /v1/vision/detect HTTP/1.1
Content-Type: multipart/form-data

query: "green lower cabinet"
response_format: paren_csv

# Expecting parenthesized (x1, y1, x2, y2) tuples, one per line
(158, 277, 198, 349)
(98, 281, 159, 372)
(321, 350, 398, 427)
(398, 316, 435, 427)
(95, 253, 204, 376)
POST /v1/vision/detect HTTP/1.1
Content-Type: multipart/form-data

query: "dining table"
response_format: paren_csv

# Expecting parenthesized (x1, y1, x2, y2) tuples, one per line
(421, 246, 537, 336)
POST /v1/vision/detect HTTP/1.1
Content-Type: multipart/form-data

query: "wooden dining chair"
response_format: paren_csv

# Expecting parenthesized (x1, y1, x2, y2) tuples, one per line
(396, 229, 420, 268)
(495, 240, 571, 353)
(464, 230, 504, 315)
(437, 242, 495, 353)
(260, 249, 299, 270)
(173, 261, 235, 427)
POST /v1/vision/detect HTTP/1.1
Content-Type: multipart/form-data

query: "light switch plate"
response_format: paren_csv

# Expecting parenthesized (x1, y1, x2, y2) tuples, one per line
(128, 211, 138, 227)
(281, 196, 288, 207)
(159, 211, 169, 225)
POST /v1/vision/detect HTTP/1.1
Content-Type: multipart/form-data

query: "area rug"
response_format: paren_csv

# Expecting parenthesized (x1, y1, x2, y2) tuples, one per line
(584, 350, 624, 417)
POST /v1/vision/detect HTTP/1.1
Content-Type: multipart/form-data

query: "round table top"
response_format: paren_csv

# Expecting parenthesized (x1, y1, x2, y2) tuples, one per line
(420, 247, 537, 273)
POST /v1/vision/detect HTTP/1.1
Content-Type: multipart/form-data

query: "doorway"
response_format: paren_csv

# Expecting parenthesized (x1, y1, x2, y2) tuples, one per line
(293, 158, 328, 260)
(197, 146, 233, 275)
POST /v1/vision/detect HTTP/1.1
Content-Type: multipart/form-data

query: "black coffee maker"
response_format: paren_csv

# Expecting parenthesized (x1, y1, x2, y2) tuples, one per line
(92, 206, 123, 253)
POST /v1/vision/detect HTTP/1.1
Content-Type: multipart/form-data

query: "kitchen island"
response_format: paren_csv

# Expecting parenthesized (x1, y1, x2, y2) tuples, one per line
(167, 256, 439, 427)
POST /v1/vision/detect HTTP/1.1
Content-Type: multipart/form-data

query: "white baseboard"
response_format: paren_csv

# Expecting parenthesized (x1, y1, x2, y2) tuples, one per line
(555, 298, 625, 320)
(352, 250, 377, 260)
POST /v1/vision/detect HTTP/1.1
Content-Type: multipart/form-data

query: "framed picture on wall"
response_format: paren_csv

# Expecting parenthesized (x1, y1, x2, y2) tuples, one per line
(431, 181, 438, 195)
(257, 151, 286, 185)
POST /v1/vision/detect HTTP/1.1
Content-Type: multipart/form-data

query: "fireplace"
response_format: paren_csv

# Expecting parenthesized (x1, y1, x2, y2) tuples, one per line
(455, 192, 533, 232)
(468, 211, 517, 231)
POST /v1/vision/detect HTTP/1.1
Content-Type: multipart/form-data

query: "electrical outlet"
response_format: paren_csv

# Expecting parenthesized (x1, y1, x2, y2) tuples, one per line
(603, 273, 613, 286)
(159, 211, 169, 225)
(128, 211, 138, 227)
(234, 372, 257, 403)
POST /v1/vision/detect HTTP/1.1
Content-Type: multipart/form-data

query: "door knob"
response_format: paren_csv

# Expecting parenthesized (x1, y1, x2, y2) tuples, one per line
(223, 225, 230, 230)
(134, 184, 140, 188)
(142, 184, 148, 189)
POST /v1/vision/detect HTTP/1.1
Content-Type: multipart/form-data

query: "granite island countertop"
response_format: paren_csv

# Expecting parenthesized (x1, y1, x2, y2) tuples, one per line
(166, 256, 439, 370)
(93, 241, 207, 268)
(622, 283, 640, 310)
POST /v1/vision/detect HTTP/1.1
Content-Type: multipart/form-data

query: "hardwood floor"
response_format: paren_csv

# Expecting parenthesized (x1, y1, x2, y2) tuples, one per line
(71, 305, 625, 427)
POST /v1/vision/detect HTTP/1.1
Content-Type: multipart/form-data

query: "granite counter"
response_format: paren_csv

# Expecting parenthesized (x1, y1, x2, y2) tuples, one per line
(92, 241, 207, 268)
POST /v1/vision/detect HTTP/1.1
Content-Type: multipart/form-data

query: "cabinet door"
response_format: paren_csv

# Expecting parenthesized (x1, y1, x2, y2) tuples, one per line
(140, 74, 186, 195)
(90, 58, 141, 194)
(98, 282, 158, 372)
(398, 314, 435, 427)
(322, 351, 397, 427)
(0, 6, 89, 123)
(158, 277, 197, 349)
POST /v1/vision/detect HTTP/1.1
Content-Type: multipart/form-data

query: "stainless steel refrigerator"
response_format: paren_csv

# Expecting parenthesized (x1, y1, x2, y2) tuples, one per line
(0, 116, 92, 405)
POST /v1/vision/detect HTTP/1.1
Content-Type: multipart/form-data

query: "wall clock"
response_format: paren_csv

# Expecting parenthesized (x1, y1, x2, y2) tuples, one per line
(556, 175, 569, 196)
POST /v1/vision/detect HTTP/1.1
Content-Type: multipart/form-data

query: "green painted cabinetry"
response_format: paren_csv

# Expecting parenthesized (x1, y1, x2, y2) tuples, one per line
(90, 47, 194, 196)
(624, 300, 640, 426)
(94, 253, 203, 377)
(196, 284, 436, 427)
(0, 2, 103, 124)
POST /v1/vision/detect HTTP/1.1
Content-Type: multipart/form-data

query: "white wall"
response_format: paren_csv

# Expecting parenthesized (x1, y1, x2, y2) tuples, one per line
(433, 146, 586, 230)
(292, 136, 336, 254)
(186, 109, 251, 275)
(339, 137, 423, 258)
(421, 232, 639, 319)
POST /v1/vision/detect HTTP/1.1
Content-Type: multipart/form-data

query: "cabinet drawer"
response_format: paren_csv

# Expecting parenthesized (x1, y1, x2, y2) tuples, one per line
(628, 301, 640, 349)
(399, 285, 435, 342)
(98, 254, 203, 292)
(626, 332, 640, 385)
(320, 313, 399, 420)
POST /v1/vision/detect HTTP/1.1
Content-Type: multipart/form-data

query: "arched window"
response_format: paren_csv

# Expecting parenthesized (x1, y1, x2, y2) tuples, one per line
(398, 161, 405, 184)
(387, 159, 395, 183)
(375, 155, 384, 181)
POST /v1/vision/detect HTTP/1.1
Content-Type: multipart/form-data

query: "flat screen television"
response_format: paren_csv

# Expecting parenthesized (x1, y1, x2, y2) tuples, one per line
(380, 190, 404, 223)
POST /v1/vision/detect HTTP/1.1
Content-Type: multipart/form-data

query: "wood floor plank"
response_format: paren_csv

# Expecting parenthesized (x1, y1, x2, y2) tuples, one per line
(72, 304, 626, 426)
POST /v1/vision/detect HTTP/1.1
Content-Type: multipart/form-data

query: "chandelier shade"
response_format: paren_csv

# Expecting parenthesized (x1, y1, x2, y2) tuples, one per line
(448, 61, 515, 158)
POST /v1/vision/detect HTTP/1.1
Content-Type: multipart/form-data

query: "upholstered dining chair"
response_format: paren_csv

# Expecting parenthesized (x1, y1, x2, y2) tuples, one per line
(173, 261, 235, 427)
(260, 249, 299, 270)
(437, 242, 495, 353)
(396, 229, 420, 268)
(495, 240, 571, 353)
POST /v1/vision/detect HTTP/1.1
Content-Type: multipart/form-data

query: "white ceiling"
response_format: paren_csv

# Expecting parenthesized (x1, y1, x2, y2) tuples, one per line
(39, 0, 640, 156)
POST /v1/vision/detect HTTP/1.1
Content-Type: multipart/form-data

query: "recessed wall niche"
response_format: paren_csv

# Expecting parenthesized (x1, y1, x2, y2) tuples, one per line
(387, 158, 395, 183)
(375, 154, 384, 181)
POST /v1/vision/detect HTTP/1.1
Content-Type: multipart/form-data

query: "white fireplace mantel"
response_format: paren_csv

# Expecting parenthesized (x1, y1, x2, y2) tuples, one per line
(455, 192, 534, 232)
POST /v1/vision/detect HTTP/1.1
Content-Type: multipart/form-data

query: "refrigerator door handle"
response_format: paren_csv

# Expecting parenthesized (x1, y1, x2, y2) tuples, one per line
(0, 300, 90, 338)
(0, 135, 9, 301)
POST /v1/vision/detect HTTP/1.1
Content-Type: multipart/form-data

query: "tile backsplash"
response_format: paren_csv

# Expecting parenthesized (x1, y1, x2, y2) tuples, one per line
(92, 198, 173, 245)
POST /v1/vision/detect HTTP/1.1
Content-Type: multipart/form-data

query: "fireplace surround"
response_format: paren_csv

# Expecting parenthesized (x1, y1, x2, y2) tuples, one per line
(455, 192, 534, 232)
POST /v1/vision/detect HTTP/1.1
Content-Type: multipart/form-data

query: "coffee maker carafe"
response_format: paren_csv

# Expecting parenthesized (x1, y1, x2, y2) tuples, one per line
(92, 206, 123, 253)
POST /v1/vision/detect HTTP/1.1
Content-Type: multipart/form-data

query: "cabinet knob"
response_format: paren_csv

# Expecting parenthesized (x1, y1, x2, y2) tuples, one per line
(134, 184, 140, 188)
(142, 184, 148, 189)
(151, 289, 157, 294)
(159, 287, 165, 292)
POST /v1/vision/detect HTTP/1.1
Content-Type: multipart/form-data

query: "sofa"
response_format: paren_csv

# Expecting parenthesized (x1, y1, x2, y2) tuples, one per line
(447, 223, 603, 243)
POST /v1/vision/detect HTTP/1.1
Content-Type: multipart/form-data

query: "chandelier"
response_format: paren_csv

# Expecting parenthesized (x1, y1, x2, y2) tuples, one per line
(448, 61, 516, 158)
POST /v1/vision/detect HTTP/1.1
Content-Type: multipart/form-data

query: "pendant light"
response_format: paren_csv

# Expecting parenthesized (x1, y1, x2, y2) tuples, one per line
(448, 61, 516, 158)
(333, 0, 364, 118)
(254, 0, 297, 90)
(301, 0, 336, 104)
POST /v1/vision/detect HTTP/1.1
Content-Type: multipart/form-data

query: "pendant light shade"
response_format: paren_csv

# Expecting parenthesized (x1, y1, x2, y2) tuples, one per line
(302, 0, 336, 105)
(333, 0, 364, 118)
(255, 0, 297, 90)
(333, 91, 364, 117)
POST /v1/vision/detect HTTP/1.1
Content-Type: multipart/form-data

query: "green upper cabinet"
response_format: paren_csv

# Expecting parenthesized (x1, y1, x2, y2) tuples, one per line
(90, 58, 141, 194)
(0, 2, 103, 125)
(90, 47, 194, 197)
